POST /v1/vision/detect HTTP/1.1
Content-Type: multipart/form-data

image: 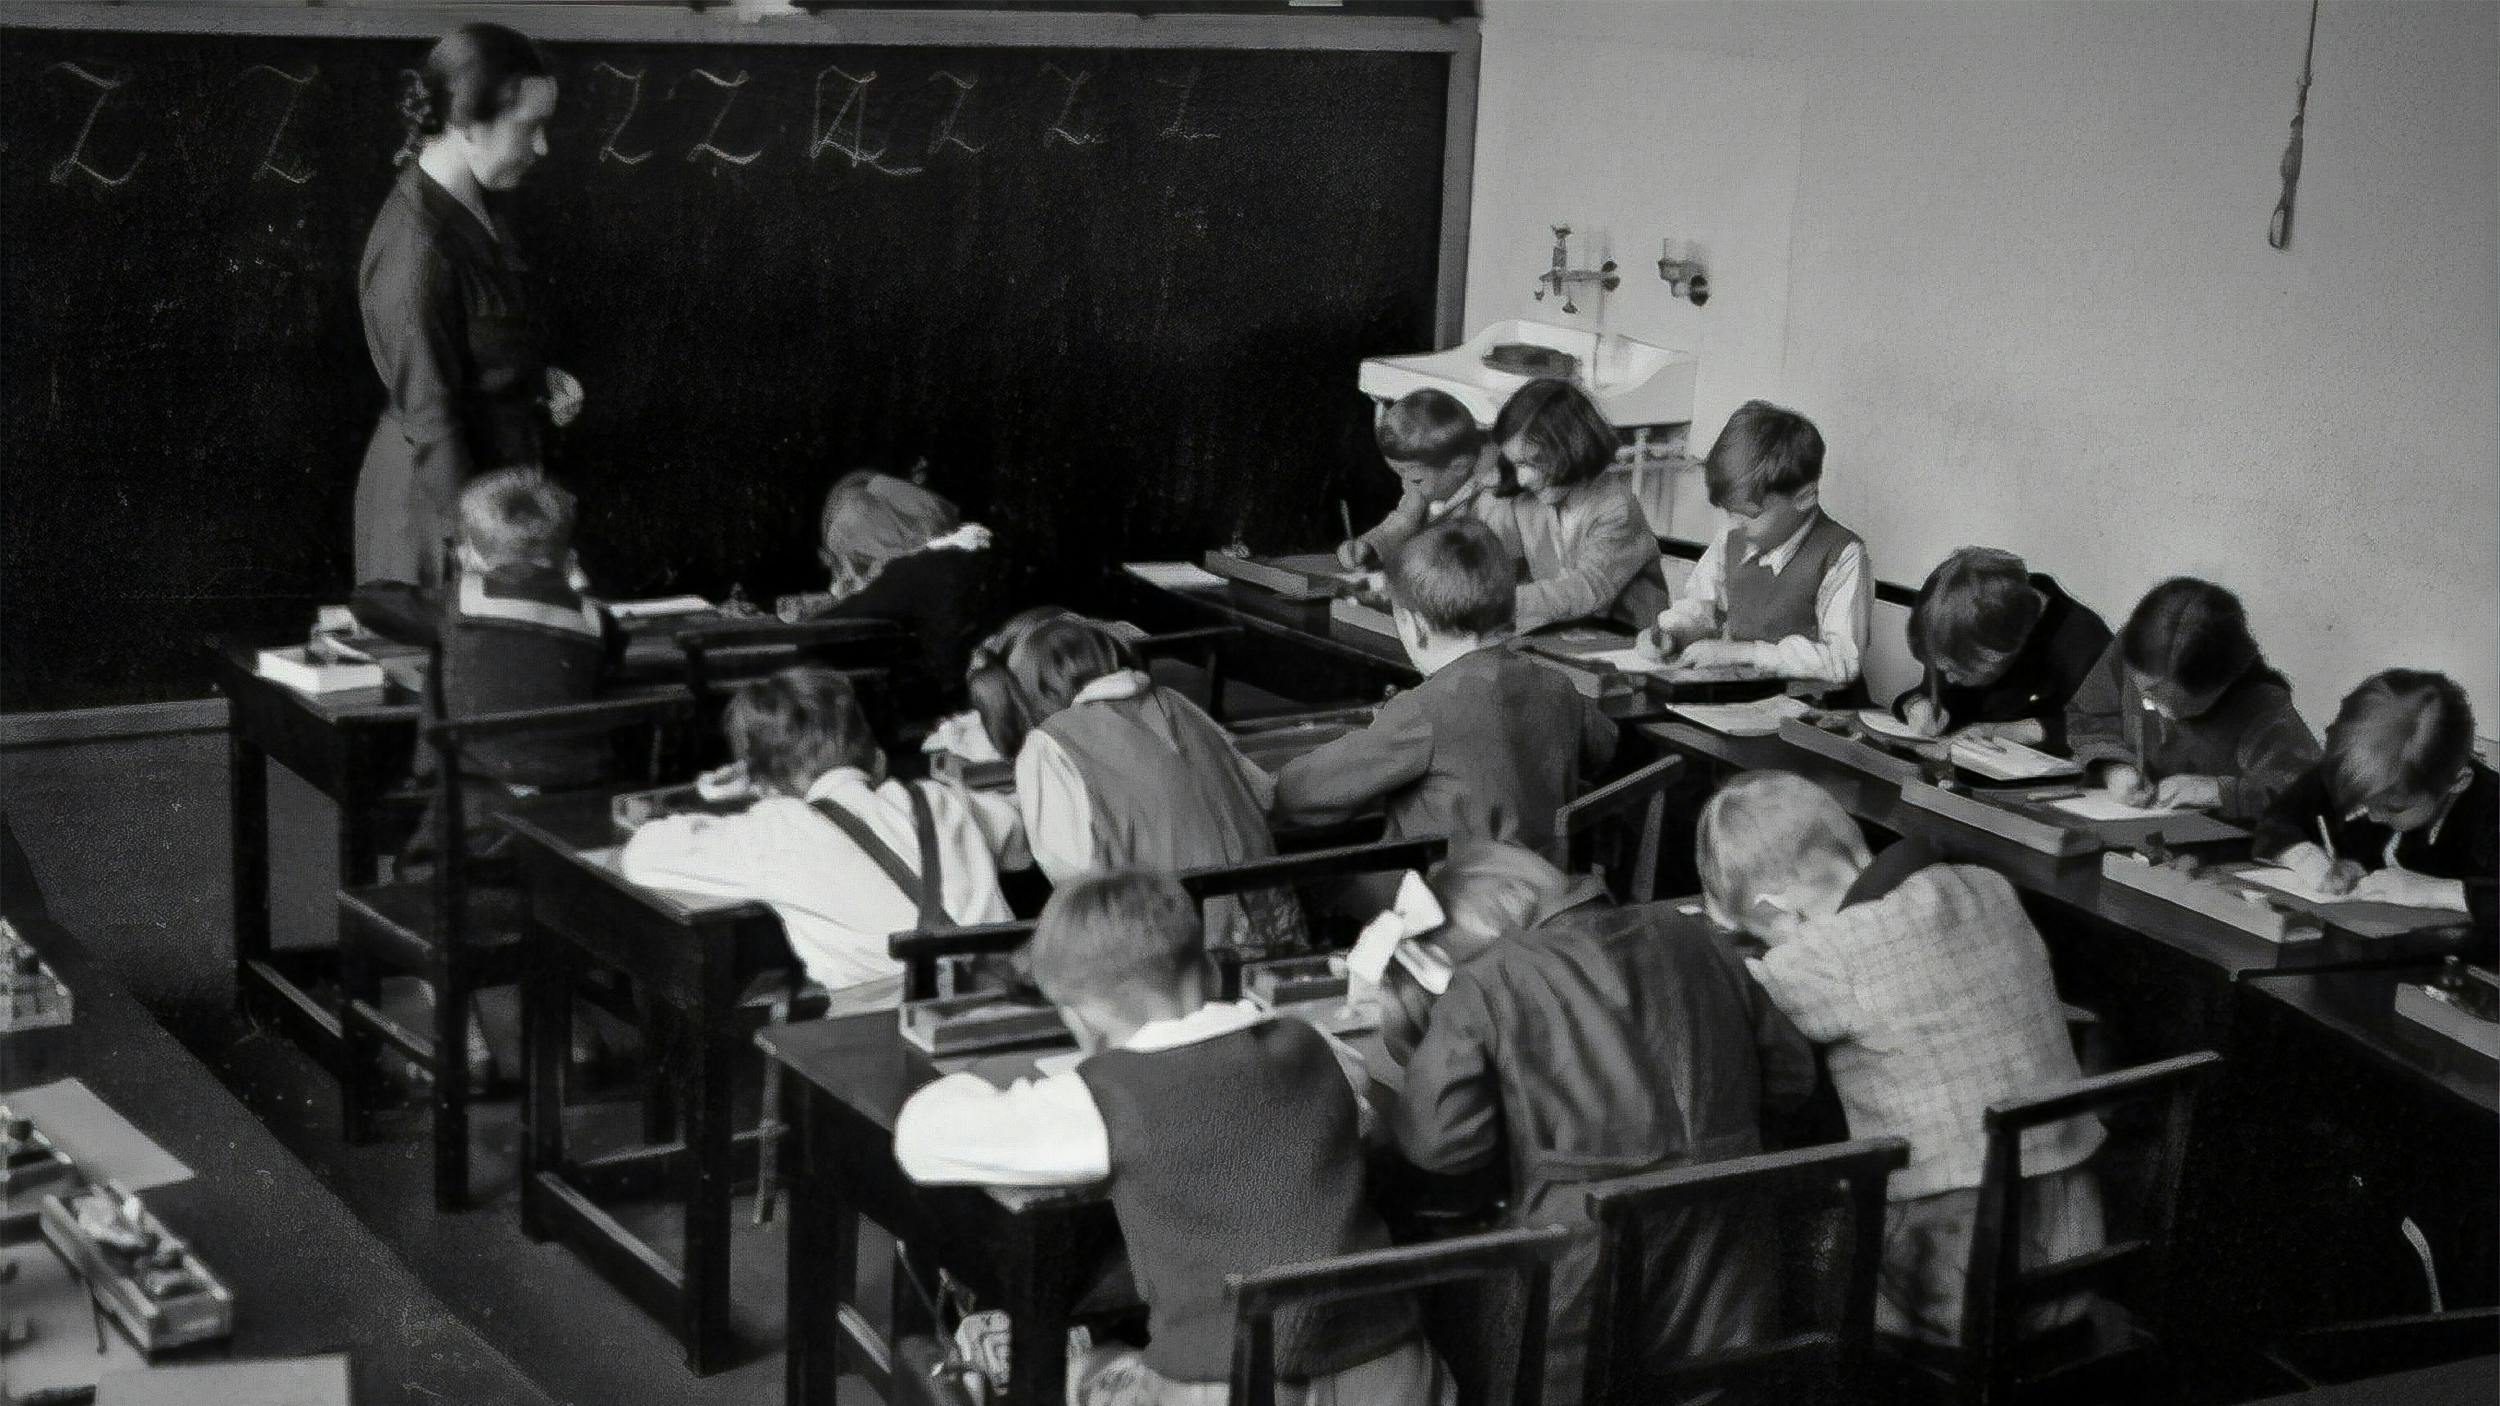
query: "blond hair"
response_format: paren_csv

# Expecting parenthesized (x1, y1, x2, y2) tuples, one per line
(457, 467, 574, 569)
(1696, 772, 1868, 929)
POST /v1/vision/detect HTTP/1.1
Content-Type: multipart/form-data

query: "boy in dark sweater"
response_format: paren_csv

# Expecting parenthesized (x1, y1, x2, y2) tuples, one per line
(1272, 518, 1618, 864)
(1893, 547, 2111, 749)
(2254, 669, 2496, 946)
(896, 874, 1445, 1405)
(351, 467, 620, 815)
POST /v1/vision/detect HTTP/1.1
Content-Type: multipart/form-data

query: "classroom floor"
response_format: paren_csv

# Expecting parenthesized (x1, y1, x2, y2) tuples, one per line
(2, 731, 879, 1406)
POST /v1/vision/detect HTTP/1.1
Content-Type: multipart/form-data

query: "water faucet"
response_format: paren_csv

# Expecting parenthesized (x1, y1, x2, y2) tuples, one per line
(1532, 225, 1619, 315)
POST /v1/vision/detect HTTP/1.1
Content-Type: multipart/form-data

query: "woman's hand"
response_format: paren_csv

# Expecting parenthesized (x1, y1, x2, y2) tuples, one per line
(2151, 774, 2223, 810)
(545, 366, 585, 428)
(2099, 764, 2155, 808)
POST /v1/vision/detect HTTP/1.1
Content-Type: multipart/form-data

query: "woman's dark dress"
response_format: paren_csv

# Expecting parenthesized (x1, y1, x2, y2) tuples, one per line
(355, 163, 549, 585)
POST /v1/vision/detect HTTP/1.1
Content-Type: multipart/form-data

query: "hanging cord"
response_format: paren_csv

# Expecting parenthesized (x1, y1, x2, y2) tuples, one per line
(2269, 0, 2320, 250)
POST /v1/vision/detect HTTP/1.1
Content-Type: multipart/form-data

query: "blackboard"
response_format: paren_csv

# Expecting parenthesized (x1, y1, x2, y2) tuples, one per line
(0, 20, 1454, 710)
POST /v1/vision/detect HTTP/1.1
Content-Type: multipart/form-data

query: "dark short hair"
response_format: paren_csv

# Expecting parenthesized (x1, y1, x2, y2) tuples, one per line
(1375, 389, 1486, 469)
(724, 666, 882, 795)
(1028, 872, 1206, 1005)
(2120, 577, 2259, 699)
(1908, 548, 2044, 670)
(964, 610, 1140, 759)
(397, 23, 550, 165)
(457, 467, 574, 569)
(1704, 400, 1824, 507)
(2325, 670, 2477, 812)
(1491, 378, 1617, 494)
(1386, 518, 1515, 638)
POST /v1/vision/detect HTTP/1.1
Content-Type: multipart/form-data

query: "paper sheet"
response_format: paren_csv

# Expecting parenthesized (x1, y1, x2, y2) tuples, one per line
(1668, 696, 1813, 737)
(97, 1356, 353, 1406)
(1123, 561, 1229, 591)
(2048, 793, 2188, 823)
(2234, 866, 2345, 905)
(1855, 708, 1931, 742)
(604, 594, 715, 621)
(1951, 736, 2082, 783)
(1, 1079, 192, 1191)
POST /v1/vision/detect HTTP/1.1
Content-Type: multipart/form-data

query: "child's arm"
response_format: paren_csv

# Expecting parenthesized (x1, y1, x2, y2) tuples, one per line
(1686, 541, 1870, 686)
(1386, 976, 1502, 1175)
(2221, 696, 2324, 822)
(1513, 484, 1660, 634)
(893, 1069, 1111, 1187)
(1352, 485, 1434, 568)
(1578, 696, 1621, 778)
(1648, 534, 1728, 651)
(2247, 766, 2333, 863)
(1167, 690, 1279, 812)
(1715, 934, 1818, 1113)
(2062, 639, 2134, 772)
(1012, 734, 1099, 885)
(1269, 705, 1434, 829)
(941, 780, 1032, 874)
(1744, 931, 1866, 1044)
(618, 810, 773, 902)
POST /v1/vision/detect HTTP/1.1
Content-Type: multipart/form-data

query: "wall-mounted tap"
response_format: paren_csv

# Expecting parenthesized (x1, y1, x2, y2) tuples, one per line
(1533, 225, 1619, 315)
(1657, 239, 1711, 306)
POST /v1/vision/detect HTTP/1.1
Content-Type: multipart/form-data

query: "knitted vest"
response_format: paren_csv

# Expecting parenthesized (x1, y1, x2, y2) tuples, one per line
(1036, 688, 1293, 949)
(1720, 512, 1860, 645)
(1390, 646, 1589, 864)
(1080, 1019, 1417, 1384)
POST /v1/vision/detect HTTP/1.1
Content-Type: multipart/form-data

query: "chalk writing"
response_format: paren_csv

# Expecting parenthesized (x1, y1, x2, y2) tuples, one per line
(241, 64, 317, 184)
(1154, 69, 1217, 142)
(926, 71, 987, 156)
(686, 69, 764, 168)
(1041, 64, 1105, 148)
(45, 62, 142, 188)
(810, 66, 922, 175)
(591, 62, 654, 166)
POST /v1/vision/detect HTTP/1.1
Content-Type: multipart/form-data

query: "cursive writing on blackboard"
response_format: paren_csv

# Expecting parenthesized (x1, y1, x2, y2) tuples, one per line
(45, 61, 143, 188)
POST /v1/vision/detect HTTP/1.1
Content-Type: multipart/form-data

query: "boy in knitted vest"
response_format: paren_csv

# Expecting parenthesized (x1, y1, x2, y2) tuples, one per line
(895, 873, 1449, 1405)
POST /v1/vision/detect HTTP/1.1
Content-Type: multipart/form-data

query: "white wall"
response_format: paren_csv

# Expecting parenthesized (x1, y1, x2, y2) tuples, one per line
(1465, 0, 2499, 724)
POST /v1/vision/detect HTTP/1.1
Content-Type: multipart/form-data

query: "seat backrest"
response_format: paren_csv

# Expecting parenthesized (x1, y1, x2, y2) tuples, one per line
(1177, 834, 1449, 994)
(1960, 1050, 2224, 1397)
(675, 617, 913, 765)
(1128, 624, 1242, 723)
(1226, 1223, 1572, 1406)
(1553, 756, 1683, 904)
(1583, 1137, 1910, 1406)
(889, 918, 1040, 1002)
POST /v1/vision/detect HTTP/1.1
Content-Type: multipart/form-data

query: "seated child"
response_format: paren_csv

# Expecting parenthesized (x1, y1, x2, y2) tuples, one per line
(1338, 387, 1494, 569)
(1643, 399, 1869, 693)
(2254, 670, 2496, 936)
(2065, 577, 2321, 821)
(350, 466, 620, 817)
(966, 612, 1301, 953)
(1382, 843, 1813, 1405)
(619, 666, 1021, 1007)
(895, 873, 1448, 1406)
(1474, 377, 1670, 631)
(1701, 772, 2104, 1347)
(779, 469, 997, 711)
(1894, 547, 2112, 748)
(1271, 518, 1619, 864)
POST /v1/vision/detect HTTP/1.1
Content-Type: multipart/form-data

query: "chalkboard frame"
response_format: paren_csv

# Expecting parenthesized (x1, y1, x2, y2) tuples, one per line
(0, 1, 1480, 734)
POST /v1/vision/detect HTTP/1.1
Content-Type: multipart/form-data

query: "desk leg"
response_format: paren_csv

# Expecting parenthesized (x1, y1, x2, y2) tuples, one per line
(228, 729, 270, 1004)
(1003, 1230, 1074, 1406)
(680, 1008, 738, 1374)
(520, 927, 572, 1243)
(786, 1086, 852, 1406)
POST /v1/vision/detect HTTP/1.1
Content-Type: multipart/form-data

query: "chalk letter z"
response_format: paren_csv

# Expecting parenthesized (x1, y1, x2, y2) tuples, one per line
(47, 62, 142, 188)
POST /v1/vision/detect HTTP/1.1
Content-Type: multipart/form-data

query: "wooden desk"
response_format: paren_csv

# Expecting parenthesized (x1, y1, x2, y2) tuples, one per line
(4, 906, 554, 1404)
(764, 1012, 1121, 1406)
(2239, 966, 2498, 1120)
(2244, 1356, 2496, 1406)
(499, 790, 800, 1376)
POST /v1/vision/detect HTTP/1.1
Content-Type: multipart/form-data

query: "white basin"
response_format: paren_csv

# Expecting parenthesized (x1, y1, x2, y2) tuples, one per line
(1358, 319, 1696, 428)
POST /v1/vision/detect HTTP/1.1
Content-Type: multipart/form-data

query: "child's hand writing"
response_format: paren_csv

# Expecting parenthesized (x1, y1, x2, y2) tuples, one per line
(2099, 764, 2156, 807)
(2349, 868, 2465, 909)
(2150, 774, 2223, 810)
(1900, 695, 1948, 738)
(1336, 538, 1379, 571)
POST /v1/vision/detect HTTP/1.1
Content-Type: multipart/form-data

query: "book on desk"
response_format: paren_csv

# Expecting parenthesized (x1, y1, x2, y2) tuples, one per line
(1200, 550, 1367, 601)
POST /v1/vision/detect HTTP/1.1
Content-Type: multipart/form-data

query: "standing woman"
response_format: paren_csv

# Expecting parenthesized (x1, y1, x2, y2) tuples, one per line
(356, 24, 582, 585)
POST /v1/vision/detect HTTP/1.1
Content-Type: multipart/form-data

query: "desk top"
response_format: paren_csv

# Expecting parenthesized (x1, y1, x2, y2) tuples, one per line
(4, 908, 554, 1404)
(2241, 965, 2500, 1120)
(2243, 1355, 2496, 1405)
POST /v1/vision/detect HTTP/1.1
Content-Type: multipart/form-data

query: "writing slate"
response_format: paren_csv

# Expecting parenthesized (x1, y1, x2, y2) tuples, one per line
(0, 26, 1449, 708)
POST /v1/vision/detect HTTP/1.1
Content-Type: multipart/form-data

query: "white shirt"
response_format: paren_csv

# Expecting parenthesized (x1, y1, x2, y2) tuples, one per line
(893, 1000, 1376, 1186)
(1013, 671, 1279, 884)
(617, 768, 1025, 995)
(1653, 514, 1870, 685)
